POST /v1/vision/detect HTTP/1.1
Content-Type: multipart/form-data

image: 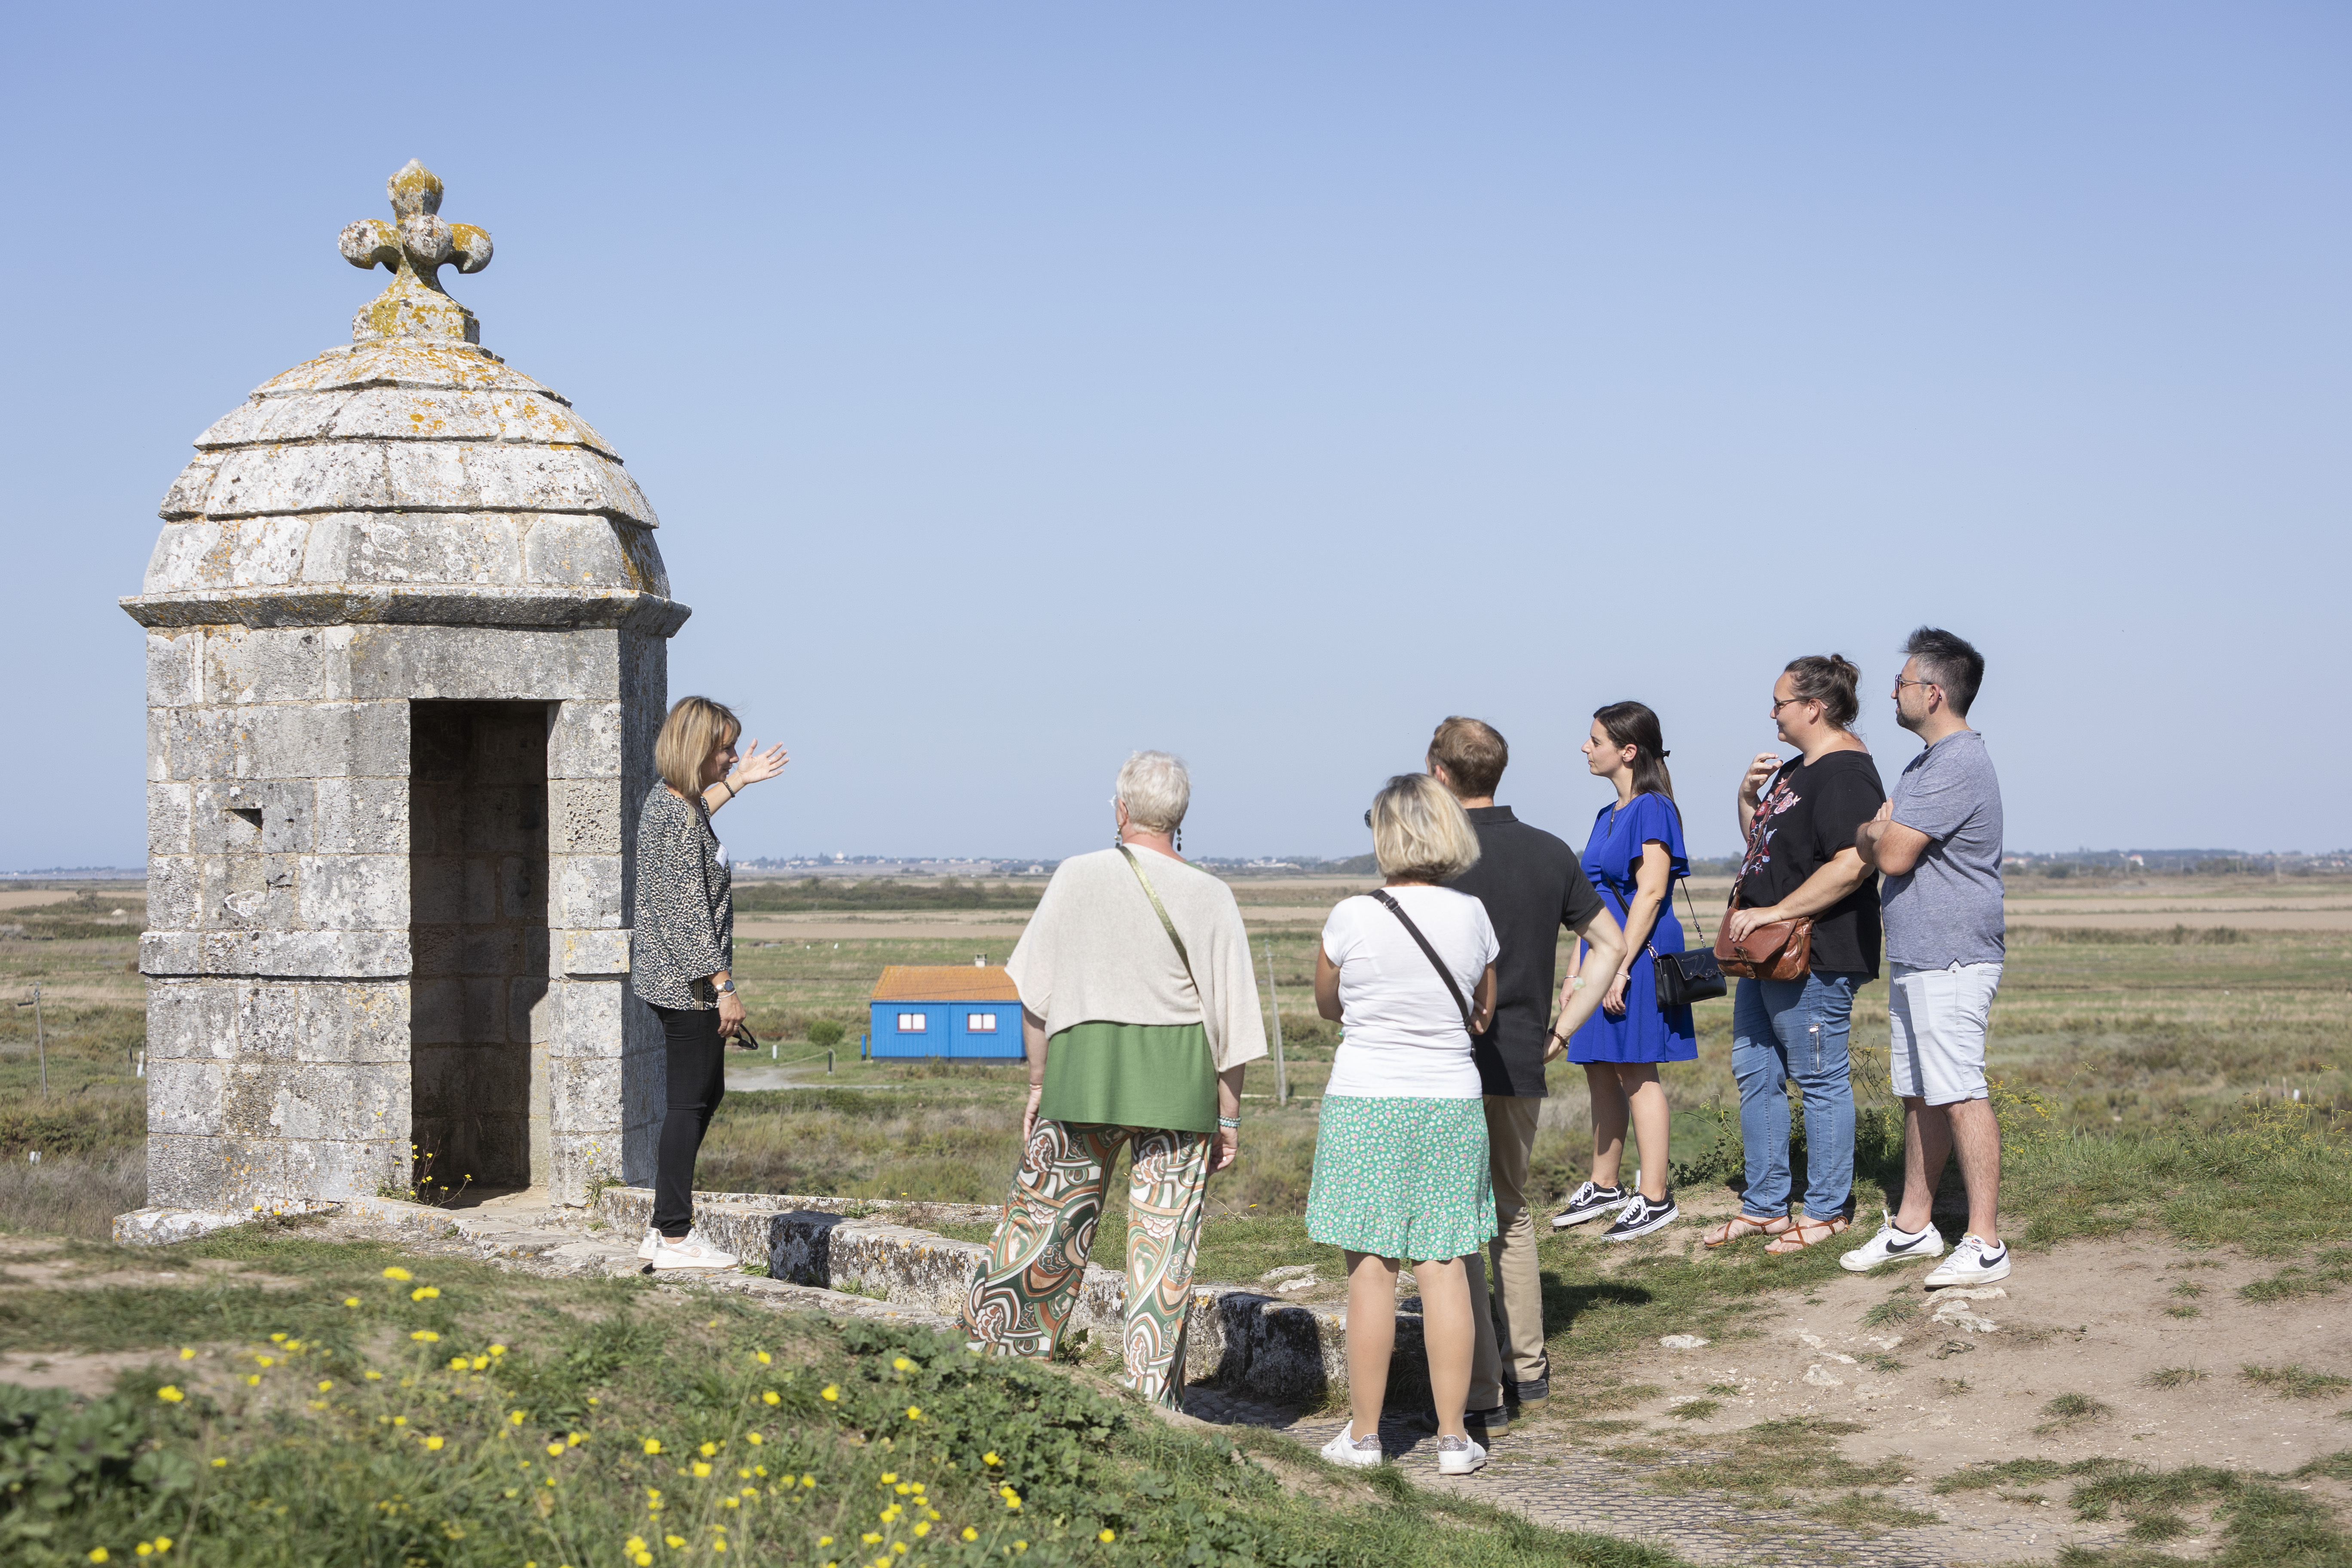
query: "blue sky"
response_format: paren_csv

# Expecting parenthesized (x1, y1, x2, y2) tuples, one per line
(4, 3, 2346, 866)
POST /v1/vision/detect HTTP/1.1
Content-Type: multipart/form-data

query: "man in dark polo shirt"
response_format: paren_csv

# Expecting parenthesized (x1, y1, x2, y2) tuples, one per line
(1430, 717, 1624, 1422)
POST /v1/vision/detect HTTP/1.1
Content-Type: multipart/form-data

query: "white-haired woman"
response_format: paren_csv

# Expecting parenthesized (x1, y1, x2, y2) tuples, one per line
(630, 695, 787, 1271)
(963, 751, 1267, 1409)
(1308, 775, 1502, 1476)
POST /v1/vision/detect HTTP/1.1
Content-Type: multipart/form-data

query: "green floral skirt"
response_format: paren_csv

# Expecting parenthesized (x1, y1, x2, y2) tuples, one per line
(1305, 1095, 1495, 1262)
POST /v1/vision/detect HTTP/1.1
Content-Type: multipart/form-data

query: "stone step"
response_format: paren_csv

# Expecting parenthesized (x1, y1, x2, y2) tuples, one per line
(593, 1186, 1421, 1409)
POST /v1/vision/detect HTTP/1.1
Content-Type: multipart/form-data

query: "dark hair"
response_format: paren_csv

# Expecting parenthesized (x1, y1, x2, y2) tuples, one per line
(1427, 716, 1508, 799)
(1783, 654, 1862, 729)
(1903, 626, 1984, 717)
(1592, 701, 1674, 802)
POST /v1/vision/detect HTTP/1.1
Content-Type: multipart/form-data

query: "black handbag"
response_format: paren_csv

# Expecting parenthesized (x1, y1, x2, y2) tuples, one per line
(1651, 875, 1727, 1010)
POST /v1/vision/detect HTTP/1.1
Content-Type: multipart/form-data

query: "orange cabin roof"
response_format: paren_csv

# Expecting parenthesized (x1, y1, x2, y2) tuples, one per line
(870, 965, 1021, 1003)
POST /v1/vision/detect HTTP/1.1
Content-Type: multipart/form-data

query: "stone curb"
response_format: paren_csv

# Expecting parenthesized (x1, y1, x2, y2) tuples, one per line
(594, 1187, 1423, 1407)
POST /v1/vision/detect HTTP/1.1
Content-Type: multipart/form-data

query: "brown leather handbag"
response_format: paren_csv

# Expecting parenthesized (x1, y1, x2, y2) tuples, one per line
(1713, 873, 1814, 981)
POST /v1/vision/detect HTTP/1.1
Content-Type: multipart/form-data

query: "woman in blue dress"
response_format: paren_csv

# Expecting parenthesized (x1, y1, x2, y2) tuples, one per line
(1548, 701, 1697, 1242)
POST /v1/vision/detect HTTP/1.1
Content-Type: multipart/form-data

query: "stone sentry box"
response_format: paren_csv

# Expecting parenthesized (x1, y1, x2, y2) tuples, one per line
(119, 162, 688, 1211)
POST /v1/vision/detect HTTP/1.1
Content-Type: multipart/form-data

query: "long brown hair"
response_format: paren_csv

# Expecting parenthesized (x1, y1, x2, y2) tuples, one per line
(1593, 701, 1674, 801)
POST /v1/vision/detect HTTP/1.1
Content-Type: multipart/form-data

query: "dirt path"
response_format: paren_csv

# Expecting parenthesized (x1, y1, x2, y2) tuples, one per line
(1189, 1230, 2352, 1564)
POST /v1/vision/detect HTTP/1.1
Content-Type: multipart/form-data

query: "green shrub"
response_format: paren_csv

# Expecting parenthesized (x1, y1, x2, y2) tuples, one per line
(808, 1019, 846, 1049)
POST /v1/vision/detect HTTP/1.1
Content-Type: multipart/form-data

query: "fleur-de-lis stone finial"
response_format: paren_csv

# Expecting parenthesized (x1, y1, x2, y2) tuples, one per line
(337, 160, 494, 344)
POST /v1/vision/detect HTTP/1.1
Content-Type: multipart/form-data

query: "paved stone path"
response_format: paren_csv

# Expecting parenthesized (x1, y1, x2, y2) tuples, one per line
(1181, 1385, 2119, 1566)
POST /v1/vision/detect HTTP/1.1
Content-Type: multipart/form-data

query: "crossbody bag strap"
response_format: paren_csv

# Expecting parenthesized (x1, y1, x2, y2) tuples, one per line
(1367, 888, 1473, 1029)
(1118, 845, 1197, 990)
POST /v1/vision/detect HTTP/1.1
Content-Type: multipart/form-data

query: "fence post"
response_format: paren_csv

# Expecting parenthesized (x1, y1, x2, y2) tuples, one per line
(1261, 940, 1288, 1106)
(827, 1048, 835, 1075)
(15, 987, 43, 1099)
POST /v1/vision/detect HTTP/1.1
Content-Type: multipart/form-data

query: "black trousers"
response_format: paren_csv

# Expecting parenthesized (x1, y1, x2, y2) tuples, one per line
(651, 1004, 726, 1238)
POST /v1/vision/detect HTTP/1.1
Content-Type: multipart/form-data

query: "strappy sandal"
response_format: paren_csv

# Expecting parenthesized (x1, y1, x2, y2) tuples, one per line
(1702, 1213, 1791, 1249)
(1764, 1215, 1851, 1255)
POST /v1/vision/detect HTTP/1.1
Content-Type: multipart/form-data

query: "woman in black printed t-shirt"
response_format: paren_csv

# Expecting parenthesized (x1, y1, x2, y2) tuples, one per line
(1702, 655, 1886, 1255)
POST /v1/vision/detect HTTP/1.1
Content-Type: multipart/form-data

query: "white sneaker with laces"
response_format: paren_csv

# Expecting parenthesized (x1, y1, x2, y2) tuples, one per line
(636, 1226, 661, 1262)
(1923, 1233, 2010, 1287)
(1319, 1428, 1383, 1468)
(1838, 1216, 1945, 1273)
(649, 1232, 738, 1271)
(1436, 1434, 1487, 1475)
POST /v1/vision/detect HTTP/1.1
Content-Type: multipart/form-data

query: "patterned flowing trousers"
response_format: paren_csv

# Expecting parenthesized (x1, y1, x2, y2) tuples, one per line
(962, 1120, 1211, 1409)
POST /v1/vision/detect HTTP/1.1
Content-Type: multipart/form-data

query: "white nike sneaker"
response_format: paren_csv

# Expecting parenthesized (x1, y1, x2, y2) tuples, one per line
(636, 1226, 661, 1262)
(1923, 1233, 2010, 1288)
(649, 1232, 738, 1271)
(1319, 1428, 1384, 1468)
(1436, 1433, 1487, 1475)
(1838, 1217, 1945, 1273)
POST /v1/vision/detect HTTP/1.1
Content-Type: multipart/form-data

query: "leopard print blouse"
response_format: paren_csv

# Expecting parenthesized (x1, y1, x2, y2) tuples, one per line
(631, 784, 732, 1010)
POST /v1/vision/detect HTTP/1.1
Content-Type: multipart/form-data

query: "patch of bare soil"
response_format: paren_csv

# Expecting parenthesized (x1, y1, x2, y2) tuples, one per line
(0, 1349, 181, 1397)
(0, 1237, 302, 1292)
(1614, 1237, 2352, 1476)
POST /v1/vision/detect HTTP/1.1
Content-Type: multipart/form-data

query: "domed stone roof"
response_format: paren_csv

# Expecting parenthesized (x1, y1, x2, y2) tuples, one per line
(126, 161, 680, 635)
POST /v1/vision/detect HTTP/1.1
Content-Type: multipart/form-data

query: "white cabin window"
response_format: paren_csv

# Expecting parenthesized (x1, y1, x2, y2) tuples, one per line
(966, 1012, 998, 1032)
(896, 1012, 928, 1033)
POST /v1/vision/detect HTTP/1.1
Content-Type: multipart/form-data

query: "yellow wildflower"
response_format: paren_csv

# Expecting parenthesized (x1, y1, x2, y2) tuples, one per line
(692, 1462, 712, 1478)
(364, 1371, 383, 1381)
(892, 1357, 913, 1372)
(343, 1297, 359, 1308)
(510, 1410, 527, 1426)
(762, 1390, 780, 1406)
(548, 1442, 566, 1458)
(424, 1436, 444, 1452)
(665, 1537, 686, 1550)
(411, 1331, 439, 1343)
(905, 1406, 922, 1420)
(821, 1385, 839, 1402)
(983, 1452, 1001, 1466)
(449, 1357, 469, 1371)
(1099, 1528, 1116, 1543)
(89, 1551, 110, 1563)
(755, 1351, 771, 1364)
(962, 1528, 979, 1542)
(383, 1267, 411, 1281)
(178, 1348, 195, 1361)
(155, 1386, 184, 1403)
(744, 1433, 763, 1446)
(410, 1286, 440, 1301)
(643, 1439, 663, 1456)
(802, 1474, 816, 1488)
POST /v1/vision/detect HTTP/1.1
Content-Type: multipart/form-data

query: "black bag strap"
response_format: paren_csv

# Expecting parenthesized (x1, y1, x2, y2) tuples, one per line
(1617, 794, 1706, 961)
(1367, 888, 1473, 1030)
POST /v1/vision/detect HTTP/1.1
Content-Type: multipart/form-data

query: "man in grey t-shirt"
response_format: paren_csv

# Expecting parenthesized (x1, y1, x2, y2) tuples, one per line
(1846, 628, 2012, 1287)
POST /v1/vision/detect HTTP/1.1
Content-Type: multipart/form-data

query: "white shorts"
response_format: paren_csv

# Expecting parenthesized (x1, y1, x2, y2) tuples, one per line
(1888, 961, 2003, 1106)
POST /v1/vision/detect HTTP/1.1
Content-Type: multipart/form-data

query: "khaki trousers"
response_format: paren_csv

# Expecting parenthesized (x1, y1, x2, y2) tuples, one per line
(1468, 1094, 1547, 1408)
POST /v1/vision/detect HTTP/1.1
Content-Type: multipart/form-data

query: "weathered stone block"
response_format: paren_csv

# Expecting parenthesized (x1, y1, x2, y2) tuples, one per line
(153, 706, 249, 781)
(554, 855, 624, 928)
(146, 856, 199, 930)
(346, 625, 614, 702)
(288, 1139, 404, 1201)
(147, 632, 201, 707)
(147, 1134, 233, 1210)
(409, 978, 465, 1045)
(250, 929, 410, 978)
(550, 777, 622, 854)
(146, 980, 236, 1061)
(523, 516, 656, 592)
(552, 1054, 623, 1133)
(246, 701, 407, 780)
(549, 975, 625, 1056)
(557, 929, 631, 977)
(269, 1064, 406, 1142)
(150, 1059, 227, 1136)
(548, 701, 623, 778)
(147, 784, 193, 856)
(202, 625, 343, 704)
(297, 854, 405, 930)
(300, 512, 526, 588)
(141, 931, 205, 977)
(297, 982, 409, 1064)
(235, 984, 303, 1060)
(315, 778, 408, 853)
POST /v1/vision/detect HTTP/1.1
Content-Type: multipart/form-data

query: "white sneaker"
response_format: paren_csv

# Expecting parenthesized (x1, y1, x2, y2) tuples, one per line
(649, 1233, 738, 1271)
(1436, 1434, 1487, 1475)
(1923, 1233, 2010, 1288)
(1838, 1216, 1945, 1273)
(1319, 1428, 1383, 1468)
(636, 1226, 661, 1262)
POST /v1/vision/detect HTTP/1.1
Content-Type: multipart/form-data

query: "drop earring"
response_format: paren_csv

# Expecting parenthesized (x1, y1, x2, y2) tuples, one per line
(1175, 826, 1183, 854)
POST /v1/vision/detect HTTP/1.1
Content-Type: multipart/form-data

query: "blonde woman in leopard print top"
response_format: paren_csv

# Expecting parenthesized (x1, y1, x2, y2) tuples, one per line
(630, 696, 786, 1271)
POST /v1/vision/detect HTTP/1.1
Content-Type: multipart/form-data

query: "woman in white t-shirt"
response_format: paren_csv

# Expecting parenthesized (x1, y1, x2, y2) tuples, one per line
(1307, 773, 1500, 1477)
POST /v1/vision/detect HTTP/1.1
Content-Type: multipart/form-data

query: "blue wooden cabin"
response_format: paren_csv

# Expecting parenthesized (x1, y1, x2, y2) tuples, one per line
(868, 964, 1025, 1059)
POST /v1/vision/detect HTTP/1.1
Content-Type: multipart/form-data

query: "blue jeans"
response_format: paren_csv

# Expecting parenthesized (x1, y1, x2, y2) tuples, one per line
(1731, 971, 1864, 1220)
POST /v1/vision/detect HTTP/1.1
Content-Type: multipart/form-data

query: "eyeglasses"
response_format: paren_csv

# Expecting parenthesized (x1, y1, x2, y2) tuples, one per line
(1769, 696, 1805, 715)
(1893, 677, 1940, 692)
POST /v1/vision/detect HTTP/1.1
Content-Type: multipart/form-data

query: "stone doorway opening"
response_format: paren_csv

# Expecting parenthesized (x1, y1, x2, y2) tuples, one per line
(409, 701, 551, 1199)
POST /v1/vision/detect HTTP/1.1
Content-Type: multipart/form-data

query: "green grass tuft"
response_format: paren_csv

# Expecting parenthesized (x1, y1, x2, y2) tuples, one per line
(2239, 1363, 2352, 1400)
(2143, 1366, 2208, 1390)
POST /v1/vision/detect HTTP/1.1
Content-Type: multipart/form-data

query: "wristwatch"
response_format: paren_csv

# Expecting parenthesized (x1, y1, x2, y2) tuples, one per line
(713, 978, 736, 996)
